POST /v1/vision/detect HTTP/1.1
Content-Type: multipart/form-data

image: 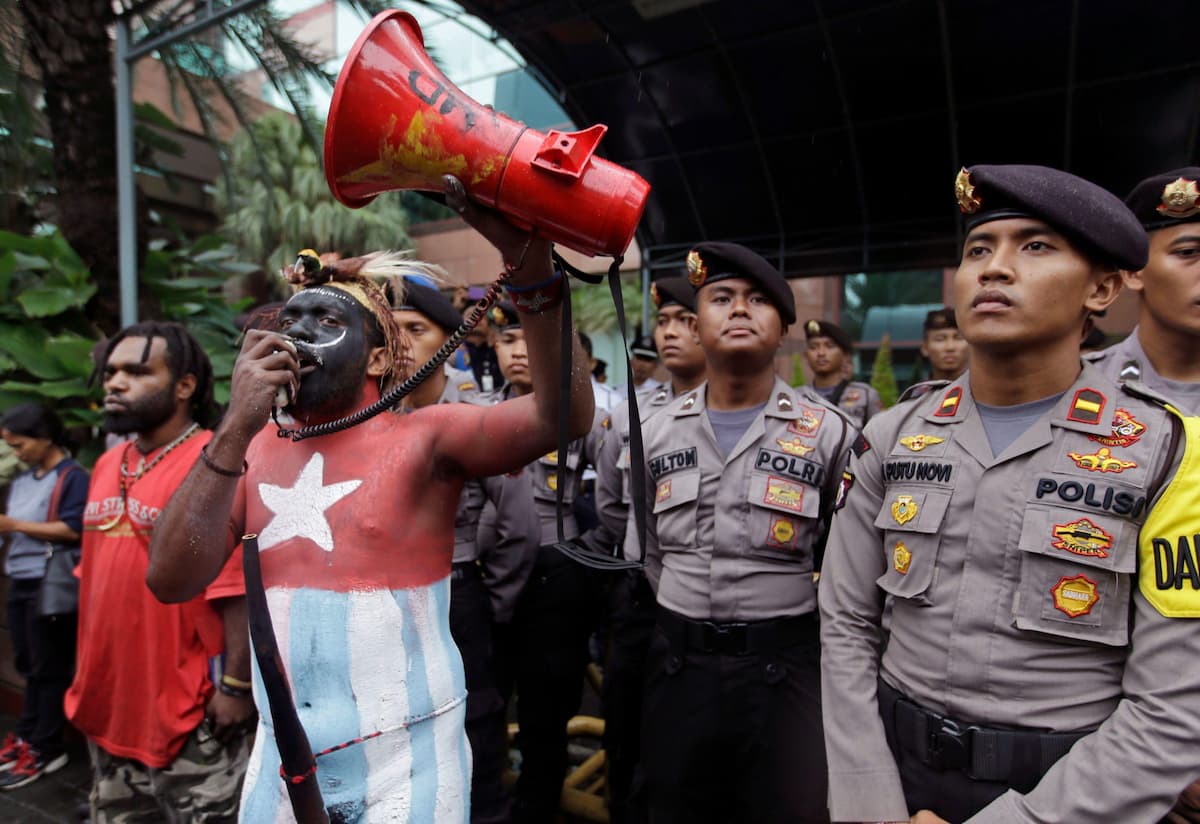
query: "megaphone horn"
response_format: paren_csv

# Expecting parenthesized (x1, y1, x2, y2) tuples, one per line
(325, 10, 651, 259)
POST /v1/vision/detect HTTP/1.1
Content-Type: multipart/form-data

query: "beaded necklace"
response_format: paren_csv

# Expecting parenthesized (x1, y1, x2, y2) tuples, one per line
(96, 422, 200, 531)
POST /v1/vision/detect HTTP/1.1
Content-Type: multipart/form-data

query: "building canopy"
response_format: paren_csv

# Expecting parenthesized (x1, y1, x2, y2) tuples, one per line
(454, 0, 1200, 276)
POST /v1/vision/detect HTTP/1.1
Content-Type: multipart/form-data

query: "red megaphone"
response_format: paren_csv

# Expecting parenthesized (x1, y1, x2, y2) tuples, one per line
(324, 10, 650, 259)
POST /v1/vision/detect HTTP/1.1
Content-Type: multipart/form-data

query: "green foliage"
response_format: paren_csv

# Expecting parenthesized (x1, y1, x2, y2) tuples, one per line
(790, 352, 807, 387)
(215, 112, 414, 276)
(569, 276, 644, 337)
(0, 228, 252, 462)
(870, 333, 899, 408)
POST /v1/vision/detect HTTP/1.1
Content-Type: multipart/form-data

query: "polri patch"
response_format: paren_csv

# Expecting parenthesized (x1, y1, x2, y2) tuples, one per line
(1068, 447, 1136, 474)
(1051, 517, 1113, 558)
(1051, 574, 1100, 618)
(1066, 388, 1106, 425)
(1089, 408, 1146, 448)
(763, 476, 805, 512)
(754, 449, 825, 486)
(934, 387, 962, 417)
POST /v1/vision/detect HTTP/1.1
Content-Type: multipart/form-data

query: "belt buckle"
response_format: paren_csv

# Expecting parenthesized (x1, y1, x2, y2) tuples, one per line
(703, 621, 749, 655)
(928, 716, 972, 772)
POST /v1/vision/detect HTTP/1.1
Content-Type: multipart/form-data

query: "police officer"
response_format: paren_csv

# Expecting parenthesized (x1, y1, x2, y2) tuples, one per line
(921, 308, 968, 382)
(1085, 167, 1200, 414)
(630, 334, 663, 401)
(804, 318, 883, 427)
(639, 242, 852, 824)
(819, 164, 1200, 823)
(593, 276, 706, 824)
(388, 278, 540, 824)
(483, 301, 611, 824)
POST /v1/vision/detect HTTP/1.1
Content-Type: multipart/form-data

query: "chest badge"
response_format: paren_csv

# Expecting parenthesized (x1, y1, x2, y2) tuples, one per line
(893, 541, 912, 574)
(1068, 446, 1136, 473)
(1051, 574, 1100, 618)
(767, 516, 798, 550)
(543, 450, 559, 465)
(764, 477, 805, 512)
(1089, 408, 1146, 449)
(899, 434, 945, 452)
(1051, 517, 1113, 558)
(547, 473, 558, 491)
(843, 389, 862, 404)
(790, 406, 825, 438)
(776, 436, 815, 457)
(656, 479, 672, 503)
(891, 495, 919, 526)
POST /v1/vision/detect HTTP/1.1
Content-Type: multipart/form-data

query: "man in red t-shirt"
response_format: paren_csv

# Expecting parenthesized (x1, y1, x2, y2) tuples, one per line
(66, 321, 254, 822)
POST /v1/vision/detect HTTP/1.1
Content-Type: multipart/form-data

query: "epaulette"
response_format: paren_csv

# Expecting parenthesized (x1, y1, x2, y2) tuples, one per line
(898, 379, 951, 404)
(1119, 379, 1179, 413)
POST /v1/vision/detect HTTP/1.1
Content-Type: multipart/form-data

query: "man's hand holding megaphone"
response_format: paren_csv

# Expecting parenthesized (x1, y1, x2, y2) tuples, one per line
(442, 174, 553, 285)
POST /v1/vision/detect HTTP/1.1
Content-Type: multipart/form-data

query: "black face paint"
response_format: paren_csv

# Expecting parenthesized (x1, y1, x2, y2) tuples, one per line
(279, 290, 374, 416)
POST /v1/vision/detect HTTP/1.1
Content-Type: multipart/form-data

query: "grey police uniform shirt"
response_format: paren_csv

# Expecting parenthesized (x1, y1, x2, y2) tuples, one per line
(818, 366, 1200, 823)
(479, 384, 609, 547)
(432, 370, 540, 624)
(834, 380, 883, 429)
(594, 383, 677, 563)
(641, 378, 854, 622)
(1086, 326, 1200, 414)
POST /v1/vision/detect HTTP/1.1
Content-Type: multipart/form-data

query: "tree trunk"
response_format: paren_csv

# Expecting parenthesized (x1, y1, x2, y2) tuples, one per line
(18, 0, 133, 334)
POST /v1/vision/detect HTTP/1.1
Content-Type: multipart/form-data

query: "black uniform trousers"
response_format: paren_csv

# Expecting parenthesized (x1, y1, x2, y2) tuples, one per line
(602, 570, 656, 824)
(6, 578, 76, 760)
(638, 609, 829, 824)
(495, 546, 601, 824)
(449, 563, 511, 824)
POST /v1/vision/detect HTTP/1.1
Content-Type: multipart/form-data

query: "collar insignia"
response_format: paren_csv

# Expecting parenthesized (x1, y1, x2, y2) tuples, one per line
(681, 393, 697, 410)
(1158, 177, 1200, 219)
(686, 250, 707, 288)
(899, 434, 945, 452)
(776, 392, 793, 411)
(934, 386, 962, 417)
(955, 168, 982, 214)
(1066, 388, 1106, 425)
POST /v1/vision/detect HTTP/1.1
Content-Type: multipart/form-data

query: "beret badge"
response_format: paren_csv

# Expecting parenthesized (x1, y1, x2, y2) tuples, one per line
(686, 250, 708, 288)
(650, 281, 661, 307)
(490, 306, 505, 325)
(806, 319, 821, 336)
(955, 168, 982, 214)
(1157, 177, 1200, 220)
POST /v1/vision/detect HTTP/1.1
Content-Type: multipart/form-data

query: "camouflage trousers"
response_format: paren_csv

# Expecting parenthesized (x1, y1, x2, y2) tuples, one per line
(89, 720, 251, 823)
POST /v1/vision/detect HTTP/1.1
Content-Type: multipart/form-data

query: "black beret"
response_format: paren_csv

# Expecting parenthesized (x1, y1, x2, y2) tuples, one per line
(923, 307, 957, 333)
(1124, 167, 1200, 231)
(631, 334, 658, 359)
(803, 319, 853, 353)
(955, 164, 1148, 271)
(488, 301, 520, 330)
(650, 276, 696, 312)
(393, 278, 462, 335)
(685, 241, 796, 325)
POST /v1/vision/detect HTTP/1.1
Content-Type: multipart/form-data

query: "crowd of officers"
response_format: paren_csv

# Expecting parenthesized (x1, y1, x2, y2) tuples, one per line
(401, 162, 1200, 824)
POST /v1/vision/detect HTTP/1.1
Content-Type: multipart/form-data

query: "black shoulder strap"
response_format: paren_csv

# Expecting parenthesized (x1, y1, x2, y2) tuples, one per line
(813, 409, 851, 572)
(828, 379, 850, 407)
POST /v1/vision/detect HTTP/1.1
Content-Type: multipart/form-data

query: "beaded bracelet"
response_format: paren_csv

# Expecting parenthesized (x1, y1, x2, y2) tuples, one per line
(199, 446, 248, 478)
(506, 267, 565, 315)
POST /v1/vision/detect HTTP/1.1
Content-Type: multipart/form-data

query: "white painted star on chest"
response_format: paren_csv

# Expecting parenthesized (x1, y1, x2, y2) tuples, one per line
(257, 452, 362, 553)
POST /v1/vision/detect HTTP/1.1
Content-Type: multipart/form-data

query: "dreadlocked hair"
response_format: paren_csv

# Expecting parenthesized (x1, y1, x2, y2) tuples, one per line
(91, 321, 217, 428)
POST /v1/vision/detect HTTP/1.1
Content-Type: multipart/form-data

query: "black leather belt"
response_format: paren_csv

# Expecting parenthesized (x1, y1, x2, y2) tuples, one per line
(656, 607, 816, 656)
(878, 679, 1089, 789)
(450, 561, 480, 582)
